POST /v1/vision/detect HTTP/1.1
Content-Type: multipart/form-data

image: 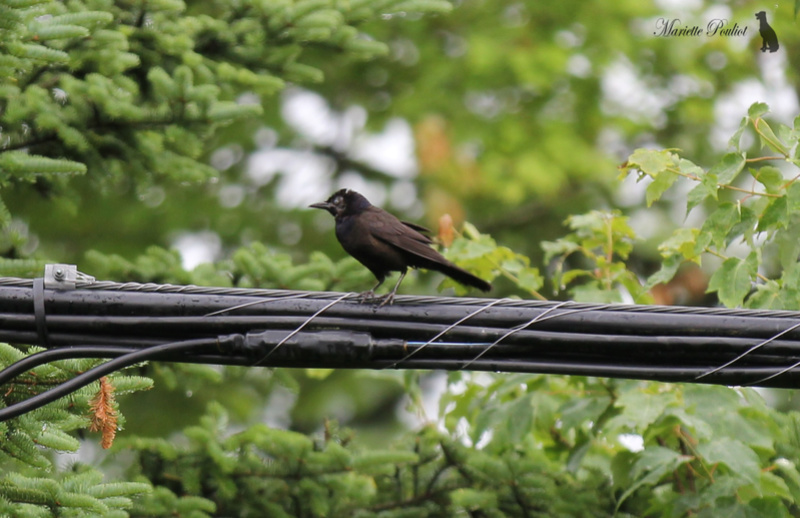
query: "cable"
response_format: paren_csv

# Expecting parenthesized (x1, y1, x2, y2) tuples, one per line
(6, 313, 800, 360)
(0, 293, 796, 356)
(1, 274, 800, 397)
(0, 345, 136, 386)
(0, 338, 217, 422)
(50, 282, 800, 323)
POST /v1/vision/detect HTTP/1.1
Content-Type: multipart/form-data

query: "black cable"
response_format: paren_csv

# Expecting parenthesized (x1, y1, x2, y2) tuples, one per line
(6, 278, 800, 321)
(3, 286, 800, 340)
(2, 323, 799, 374)
(5, 314, 800, 362)
(367, 358, 800, 387)
(0, 325, 169, 347)
(0, 338, 218, 422)
(1, 280, 800, 395)
(0, 345, 137, 386)
(3, 330, 800, 420)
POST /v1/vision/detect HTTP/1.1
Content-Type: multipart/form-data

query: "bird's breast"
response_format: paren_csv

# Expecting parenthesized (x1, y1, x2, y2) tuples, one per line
(335, 216, 408, 273)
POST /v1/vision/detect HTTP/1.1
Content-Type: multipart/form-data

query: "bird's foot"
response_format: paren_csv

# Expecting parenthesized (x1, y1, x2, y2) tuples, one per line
(357, 290, 377, 302)
(376, 292, 395, 308)
(356, 290, 394, 307)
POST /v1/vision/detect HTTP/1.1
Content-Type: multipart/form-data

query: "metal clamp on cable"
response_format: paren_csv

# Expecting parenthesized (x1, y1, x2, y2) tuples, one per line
(44, 264, 78, 290)
(36, 264, 87, 348)
(43, 263, 96, 289)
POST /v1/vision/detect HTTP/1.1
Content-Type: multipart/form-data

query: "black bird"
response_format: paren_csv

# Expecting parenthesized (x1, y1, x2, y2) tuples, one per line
(311, 189, 491, 305)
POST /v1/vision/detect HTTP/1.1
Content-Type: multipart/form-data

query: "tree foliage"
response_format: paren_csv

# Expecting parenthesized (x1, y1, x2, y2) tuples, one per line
(3, 0, 800, 516)
(622, 103, 800, 310)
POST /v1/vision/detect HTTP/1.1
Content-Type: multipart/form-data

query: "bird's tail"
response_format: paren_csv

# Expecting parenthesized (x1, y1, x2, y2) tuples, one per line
(432, 262, 492, 292)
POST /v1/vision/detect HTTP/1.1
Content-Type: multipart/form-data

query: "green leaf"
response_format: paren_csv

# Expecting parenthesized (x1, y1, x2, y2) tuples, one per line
(619, 389, 676, 430)
(748, 102, 769, 118)
(755, 119, 790, 156)
(615, 446, 689, 513)
(506, 395, 534, 442)
(283, 62, 324, 83)
(659, 227, 700, 260)
(450, 488, 498, 509)
(787, 182, 800, 213)
(516, 266, 544, 293)
(752, 165, 784, 194)
(0, 196, 10, 227)
(559, 394, 612, 431)
(728, 205, 757, 246)
(6, 41, 69, 62)
(678, 157, 712, 209)
(626, 148, 676, 177)
(645, 169, 678, 206)
(0, 151, 87, 177)
(4, 431, 51, 469)
(700, 203, 740, 250)
(644, 254, 681, 289)
(756, 470, 793, 503)
(708, 152, 745, 186)
(745, 281, 788, 310)
(392, 0, 454, 14)
(571, 284, 623, 303)
(86, 482, 152, 499)
(48, 11, 114, 27)
(206, 102, 262, 121)
(56, 493, 107, 512)
(541, 238, 580, 262)
(749, 496, 793, 518)
(778, 228, 800, 272)
(686, 181, 715, 213)
(351, 450, 418, 469)
(707, 253, 758, 307)
(729, 116, 748, 150)
(34, 428, 80, 452)
(776, 121, 793, 146)
(697, 438, 761, 484)
(775, 458, 800, 502)
(31, 24, 90, 40)
(294, 9, 344, 29)
(757, 195, 787, 231)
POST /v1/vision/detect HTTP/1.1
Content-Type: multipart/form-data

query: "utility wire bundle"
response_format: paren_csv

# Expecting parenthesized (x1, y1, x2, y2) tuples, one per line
(2, 265, 800, 420)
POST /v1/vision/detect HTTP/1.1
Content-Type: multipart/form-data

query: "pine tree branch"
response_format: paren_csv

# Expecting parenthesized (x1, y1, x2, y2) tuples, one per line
(368, 483, 473, 512)
(0, 115, 203, 152)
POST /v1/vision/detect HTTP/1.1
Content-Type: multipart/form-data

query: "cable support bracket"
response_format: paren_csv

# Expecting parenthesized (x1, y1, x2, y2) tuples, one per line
(43, 264, 95, 290)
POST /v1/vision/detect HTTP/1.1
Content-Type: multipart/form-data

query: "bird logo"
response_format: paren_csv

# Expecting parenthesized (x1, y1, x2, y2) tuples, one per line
(755, 11, 779, 53)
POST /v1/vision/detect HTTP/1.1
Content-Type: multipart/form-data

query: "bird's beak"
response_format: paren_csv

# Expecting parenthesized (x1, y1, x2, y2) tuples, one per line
(309, 201, 333, 211)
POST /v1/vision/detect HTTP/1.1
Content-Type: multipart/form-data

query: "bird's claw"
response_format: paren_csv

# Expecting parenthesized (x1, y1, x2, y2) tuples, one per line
(357, 290, 376, 302)
(356, 290, 394, 307)
(376, 292, 395, 308)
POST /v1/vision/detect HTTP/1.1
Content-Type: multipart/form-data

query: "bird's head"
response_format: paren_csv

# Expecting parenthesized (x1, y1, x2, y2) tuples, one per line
(310, 189, 371, 218)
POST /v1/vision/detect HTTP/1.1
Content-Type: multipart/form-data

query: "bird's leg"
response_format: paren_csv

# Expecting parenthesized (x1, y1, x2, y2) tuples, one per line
(377, 270, 407, 308)
(358, 278, 384, 302)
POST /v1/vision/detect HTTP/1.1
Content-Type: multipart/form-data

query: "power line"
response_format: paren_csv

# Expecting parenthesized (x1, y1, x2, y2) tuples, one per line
(1, 265, 800, 420)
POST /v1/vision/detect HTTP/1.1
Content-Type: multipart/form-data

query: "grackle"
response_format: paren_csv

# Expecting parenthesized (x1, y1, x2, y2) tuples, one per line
(311, 189, 491, 305)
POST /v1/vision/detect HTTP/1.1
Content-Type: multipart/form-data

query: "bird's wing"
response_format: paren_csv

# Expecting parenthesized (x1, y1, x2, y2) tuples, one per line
(365, 207, 492, 292)
(367, 208, 444, 264)
(400, 220, 432, 237)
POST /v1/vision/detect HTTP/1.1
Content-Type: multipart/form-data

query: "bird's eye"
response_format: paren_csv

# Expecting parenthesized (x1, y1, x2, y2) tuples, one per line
(334, 196, 342, 204)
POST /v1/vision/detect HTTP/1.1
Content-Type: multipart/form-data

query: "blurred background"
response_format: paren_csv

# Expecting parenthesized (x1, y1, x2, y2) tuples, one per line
(10, 1, 795, 269)
(6, 0, 799, 439)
